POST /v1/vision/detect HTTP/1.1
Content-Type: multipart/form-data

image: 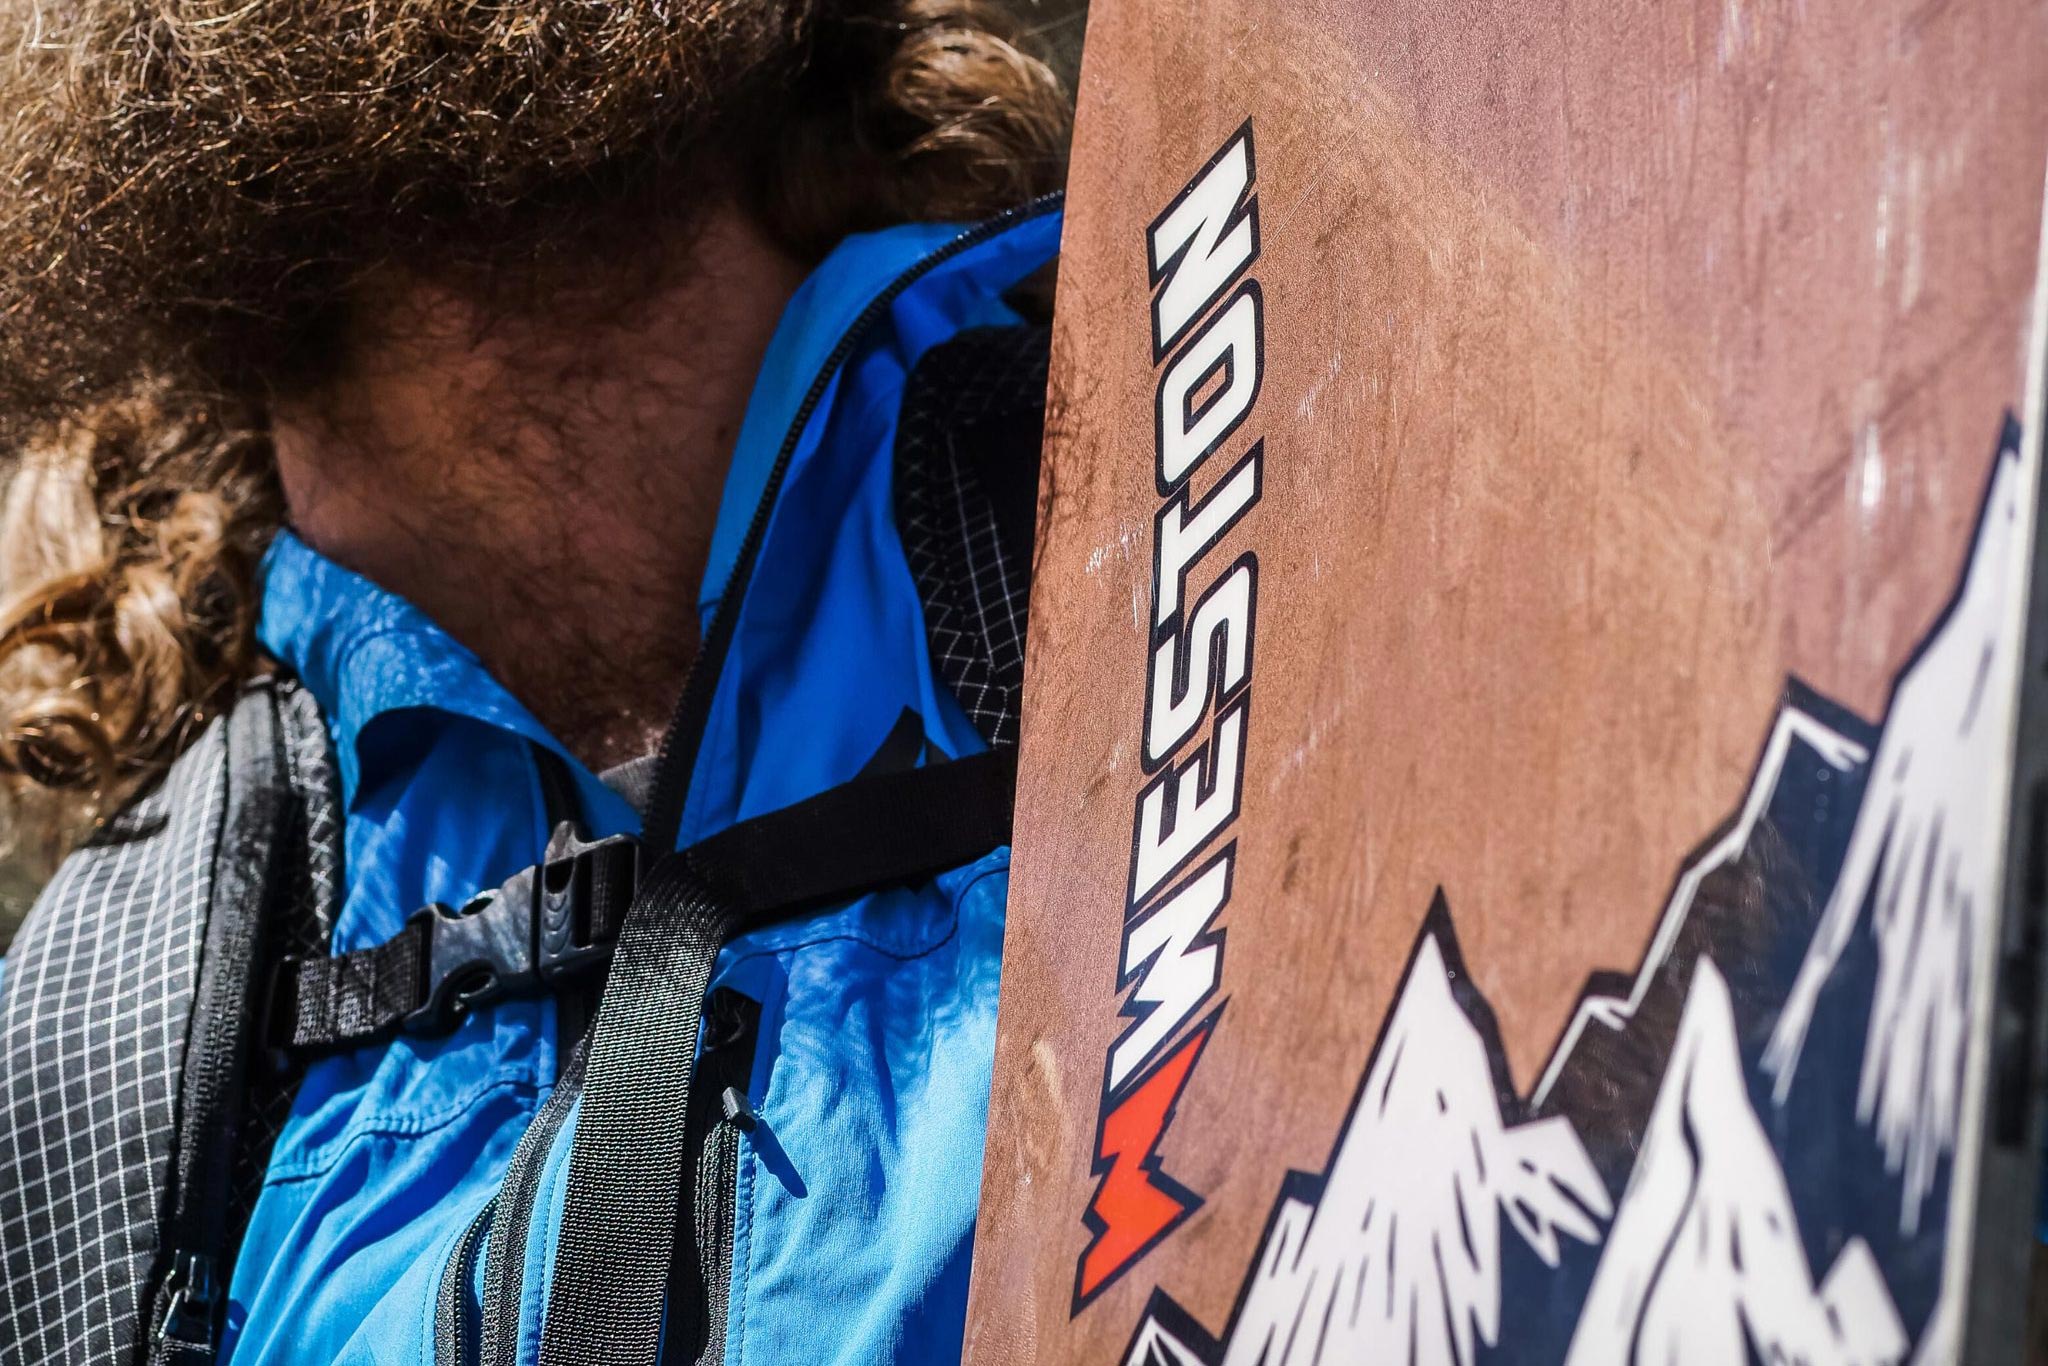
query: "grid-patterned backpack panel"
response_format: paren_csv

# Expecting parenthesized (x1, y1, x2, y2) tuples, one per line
(894, 323, 1053, 752)
(0, 678, 339, 1366)
(0, 720, 230, 1366)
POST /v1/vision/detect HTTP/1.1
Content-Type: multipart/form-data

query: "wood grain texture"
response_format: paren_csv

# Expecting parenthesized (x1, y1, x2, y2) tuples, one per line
(967, 0, 2048, 1359)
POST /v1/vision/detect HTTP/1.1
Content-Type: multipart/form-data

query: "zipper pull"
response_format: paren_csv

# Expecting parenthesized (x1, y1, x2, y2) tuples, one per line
(719, 1086, 758, 1133)
(154, 1249, 223, 1356)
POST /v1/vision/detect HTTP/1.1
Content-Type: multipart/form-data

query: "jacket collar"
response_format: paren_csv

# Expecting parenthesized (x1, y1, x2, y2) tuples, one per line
(257, 208, 1063, 822)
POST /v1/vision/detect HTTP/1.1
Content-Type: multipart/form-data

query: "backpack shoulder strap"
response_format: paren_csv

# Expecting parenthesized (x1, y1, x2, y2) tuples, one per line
(0, 677, 340, 1366)
(894, 322, 1053, 751)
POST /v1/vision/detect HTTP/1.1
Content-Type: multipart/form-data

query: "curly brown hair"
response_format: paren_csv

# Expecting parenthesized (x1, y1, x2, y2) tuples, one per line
(0, 0, 1070, 866)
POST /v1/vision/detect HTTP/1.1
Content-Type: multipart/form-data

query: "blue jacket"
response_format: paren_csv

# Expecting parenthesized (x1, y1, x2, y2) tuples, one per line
(226, 202, 1063, 1365)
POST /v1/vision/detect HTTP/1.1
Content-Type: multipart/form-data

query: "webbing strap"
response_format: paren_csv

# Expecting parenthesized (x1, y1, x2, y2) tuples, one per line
(266, 751, 1018, 1059)
(266, 924, 427, 1052)
(537, 749, 1017, 1366)
(149, 685, 295, 1364)
(538, 857, 735, 1366)
(688, 748, 1021, 912)
(264, 828, 640, 1056)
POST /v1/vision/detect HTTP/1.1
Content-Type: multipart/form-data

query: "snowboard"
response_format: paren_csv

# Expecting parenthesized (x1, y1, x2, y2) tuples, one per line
(965, 1, 2048, 1362)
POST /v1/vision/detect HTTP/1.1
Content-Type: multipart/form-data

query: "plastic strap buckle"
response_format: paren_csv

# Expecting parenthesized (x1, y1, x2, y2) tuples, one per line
(405, 825, 641, 1034)
(537, 825, 641, 984)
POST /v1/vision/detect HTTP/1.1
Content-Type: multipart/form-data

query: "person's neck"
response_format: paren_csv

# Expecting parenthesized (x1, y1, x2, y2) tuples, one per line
(272, 201, 807, 772)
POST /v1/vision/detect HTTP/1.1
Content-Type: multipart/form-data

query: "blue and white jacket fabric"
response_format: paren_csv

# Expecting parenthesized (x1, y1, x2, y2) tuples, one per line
(225, 202, 1063, 1365)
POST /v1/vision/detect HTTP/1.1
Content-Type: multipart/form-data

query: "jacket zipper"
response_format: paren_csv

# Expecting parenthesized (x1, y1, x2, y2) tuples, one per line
(433, 1198, 496, 1366)
(675, 989, 761, 1366)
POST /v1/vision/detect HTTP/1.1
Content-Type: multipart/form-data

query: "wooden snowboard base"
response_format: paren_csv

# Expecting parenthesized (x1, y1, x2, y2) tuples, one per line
(967, 2, 2048, 1362)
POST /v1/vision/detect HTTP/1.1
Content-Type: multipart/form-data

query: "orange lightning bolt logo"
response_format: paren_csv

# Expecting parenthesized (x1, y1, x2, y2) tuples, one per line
(1073, 1013, 1218, 1310)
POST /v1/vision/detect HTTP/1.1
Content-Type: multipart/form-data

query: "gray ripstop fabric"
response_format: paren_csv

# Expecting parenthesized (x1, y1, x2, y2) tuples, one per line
(893, 324, 1051, 751)
(0, 723, 227, 1366)
(227, 682, 343, 1231)
(0, 679, 340, 1366)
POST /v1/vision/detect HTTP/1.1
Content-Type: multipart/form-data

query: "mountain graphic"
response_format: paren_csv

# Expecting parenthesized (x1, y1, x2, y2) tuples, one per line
(1116, 412, 2030, 1366)
(1122, 906, 1610, 1366)
(1765, 422, 2029, 1236)
(1564, 958, 1906, 1366)
(1760, 417, 2031, 1363)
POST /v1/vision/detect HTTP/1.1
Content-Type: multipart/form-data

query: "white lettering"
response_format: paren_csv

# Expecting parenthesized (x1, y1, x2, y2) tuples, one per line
(1148, 126, 1258, 357)
(1131, 702, 1246, 905)
(1146, 561, 1254, 764)
(1110, 852, 1232, 1091)
(1155, 447, 1261, 626)
(1157, 287, 1262, 490)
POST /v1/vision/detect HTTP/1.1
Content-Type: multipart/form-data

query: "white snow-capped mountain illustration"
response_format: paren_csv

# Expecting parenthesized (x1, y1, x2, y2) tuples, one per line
(1566, 958, 1907, 1366)
(1763, 438, 2029, 1242)
(1124, 926, 1610, 1366)
(1116, 414, 2034, 1366)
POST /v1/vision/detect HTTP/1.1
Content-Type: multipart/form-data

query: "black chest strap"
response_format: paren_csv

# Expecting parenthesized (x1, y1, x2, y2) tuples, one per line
(262, 748, 1017, 1059)
(536, 743, 1024, 1366)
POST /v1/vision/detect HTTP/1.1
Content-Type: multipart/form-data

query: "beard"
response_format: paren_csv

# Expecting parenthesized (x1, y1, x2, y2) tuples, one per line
(0, 0, 835, 436)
